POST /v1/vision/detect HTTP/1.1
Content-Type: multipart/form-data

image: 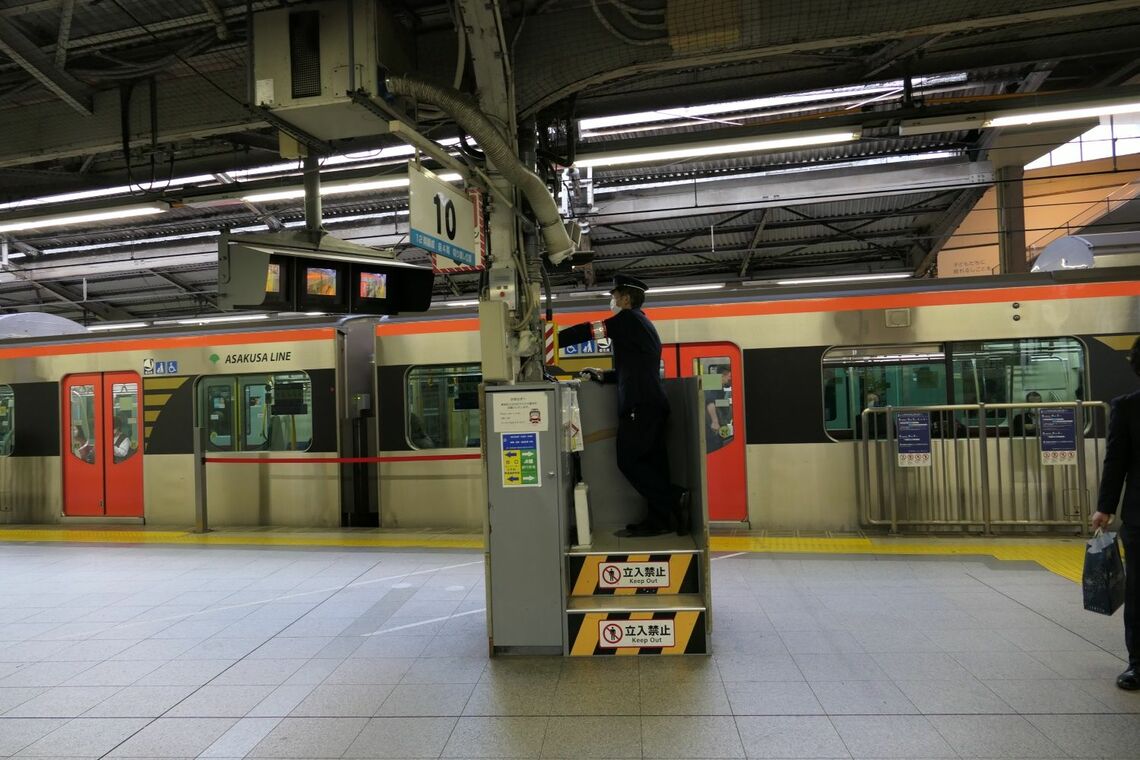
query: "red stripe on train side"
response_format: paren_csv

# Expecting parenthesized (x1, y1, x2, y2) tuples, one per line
(0, 327, 337, 360)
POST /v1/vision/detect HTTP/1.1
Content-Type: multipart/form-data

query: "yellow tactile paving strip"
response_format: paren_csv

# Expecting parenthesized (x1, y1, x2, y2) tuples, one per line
(0, 526, 1088, 582)
(0, 527, 483, 550)
(708, 536, 1086, 583)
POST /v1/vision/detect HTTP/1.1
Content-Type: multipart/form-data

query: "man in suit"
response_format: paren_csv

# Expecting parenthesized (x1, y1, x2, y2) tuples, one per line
(559, 274, 689, 537)
(1092, 336, 1140, 691)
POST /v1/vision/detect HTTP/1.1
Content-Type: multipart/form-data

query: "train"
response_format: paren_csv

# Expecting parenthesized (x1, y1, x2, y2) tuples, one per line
(0, 269, 1137, 533)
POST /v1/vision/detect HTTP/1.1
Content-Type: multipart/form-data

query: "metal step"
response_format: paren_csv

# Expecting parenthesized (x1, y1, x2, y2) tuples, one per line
(567, 551, 703, 597)
(565, 594, 708, 656)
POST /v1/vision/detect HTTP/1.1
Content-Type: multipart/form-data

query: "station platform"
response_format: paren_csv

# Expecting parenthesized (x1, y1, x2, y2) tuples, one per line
(1, 527, 1137, 758)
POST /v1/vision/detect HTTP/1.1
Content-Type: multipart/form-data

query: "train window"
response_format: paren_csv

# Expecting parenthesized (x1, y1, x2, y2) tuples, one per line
(949, 338, 1087, 426)
(111, 382, 139, 464)
(406, 364, 481, 449)
(69, 383, 97, 461)
(0, 385, 13, 457)
(196, 373, 313, 452)
(822, 344, 947, 441)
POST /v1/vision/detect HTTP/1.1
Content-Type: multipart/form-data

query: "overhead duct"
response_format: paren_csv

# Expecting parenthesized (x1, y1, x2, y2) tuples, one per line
(385, 75, 579, 264)
(1032, 233, 1140, 272)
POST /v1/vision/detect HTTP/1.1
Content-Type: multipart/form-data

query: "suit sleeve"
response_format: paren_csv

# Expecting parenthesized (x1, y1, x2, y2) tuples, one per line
(558, 319, 616, 382)
(1098, 397, 1132, 514)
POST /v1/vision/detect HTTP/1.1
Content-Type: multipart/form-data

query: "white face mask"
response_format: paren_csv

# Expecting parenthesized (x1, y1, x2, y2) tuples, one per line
(609, 296, 621, 314)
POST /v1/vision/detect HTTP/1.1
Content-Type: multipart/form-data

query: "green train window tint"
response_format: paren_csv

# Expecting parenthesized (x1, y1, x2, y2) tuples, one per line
(950, 337, 1086, 427)
(821, 345, 947, 441)
(405, 364, 481, 449)
(0, 385, 13, 456)
(196, 372, 313, 452)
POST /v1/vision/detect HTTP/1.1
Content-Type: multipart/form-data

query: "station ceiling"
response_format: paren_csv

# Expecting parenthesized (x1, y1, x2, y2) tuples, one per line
(1, 0, 1140, 323)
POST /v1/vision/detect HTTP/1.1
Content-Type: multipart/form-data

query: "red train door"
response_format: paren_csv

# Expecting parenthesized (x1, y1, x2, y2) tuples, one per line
(664, 343, 747, 522)
(62, 373, 143, 518)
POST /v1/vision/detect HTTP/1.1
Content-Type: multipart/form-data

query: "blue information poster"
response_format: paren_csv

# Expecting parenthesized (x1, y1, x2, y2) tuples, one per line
(1039, 408, 1077, 465)
(501, 433, 540, 487)
(896, 412, 932, 467)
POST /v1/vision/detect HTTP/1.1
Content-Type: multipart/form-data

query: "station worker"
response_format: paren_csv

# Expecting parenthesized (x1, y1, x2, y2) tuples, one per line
(558, 274, 689, 537)
(1092, 335, 1140, 691)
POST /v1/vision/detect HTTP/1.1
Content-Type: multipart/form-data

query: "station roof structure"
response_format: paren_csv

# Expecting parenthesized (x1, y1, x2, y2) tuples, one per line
(1, 0, 1140, 322)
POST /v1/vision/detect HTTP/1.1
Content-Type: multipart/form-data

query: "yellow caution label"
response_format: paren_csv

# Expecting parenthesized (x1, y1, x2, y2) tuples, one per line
(569, 553, 698, 596)
(568, 610, 705, 656)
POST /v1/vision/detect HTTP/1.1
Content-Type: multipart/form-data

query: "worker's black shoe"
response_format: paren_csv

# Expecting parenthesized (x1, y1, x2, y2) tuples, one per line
(673, 489, 692, 536)
(1117, 667, 1140, 691)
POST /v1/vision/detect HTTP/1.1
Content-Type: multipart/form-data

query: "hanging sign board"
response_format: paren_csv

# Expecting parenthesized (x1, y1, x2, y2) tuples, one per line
(1039, 408, 1077, 465)
(408, 163, 485, 273)
(896, 412, 932, 467)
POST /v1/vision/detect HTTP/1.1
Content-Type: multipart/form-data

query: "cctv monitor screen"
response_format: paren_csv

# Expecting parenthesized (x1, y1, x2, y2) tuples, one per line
(306, 267, 337, 297)
(265, 263, 281, 294)
(359, 272, 388, 300)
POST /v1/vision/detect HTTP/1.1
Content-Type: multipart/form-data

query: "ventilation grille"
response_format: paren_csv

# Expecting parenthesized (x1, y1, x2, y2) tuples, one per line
(289, 11, 322, 99)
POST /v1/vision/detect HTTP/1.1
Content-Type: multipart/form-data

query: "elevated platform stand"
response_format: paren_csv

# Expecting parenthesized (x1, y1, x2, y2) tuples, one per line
(483, 379, 710, 657)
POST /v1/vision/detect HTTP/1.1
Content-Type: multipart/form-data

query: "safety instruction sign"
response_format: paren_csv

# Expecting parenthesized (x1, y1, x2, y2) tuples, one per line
(501, 433, 540, 487)
(896, 412, 931, 467)
(598, 619, 675, 649)
(1040, 408, 1077, 465)
(492, 391, 549, 432)
(599, 562, 671, 589)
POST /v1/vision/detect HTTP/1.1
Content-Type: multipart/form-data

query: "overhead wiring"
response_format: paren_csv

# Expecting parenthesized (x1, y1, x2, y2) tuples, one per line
(589, 0, 667, 46)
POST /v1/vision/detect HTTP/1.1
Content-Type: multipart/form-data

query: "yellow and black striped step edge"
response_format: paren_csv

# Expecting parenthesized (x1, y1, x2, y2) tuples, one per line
(568, 552, 699, 596)
(566, 595, 707, 656)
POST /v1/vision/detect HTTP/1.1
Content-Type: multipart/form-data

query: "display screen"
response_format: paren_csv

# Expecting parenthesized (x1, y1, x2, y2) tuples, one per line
(266, 263, 281, 293)
(359, 272, 388, 300)
(306, 267, 337, 296)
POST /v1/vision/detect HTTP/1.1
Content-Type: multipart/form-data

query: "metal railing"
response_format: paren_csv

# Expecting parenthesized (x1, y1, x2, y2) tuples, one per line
(857, 402, 1108, 534)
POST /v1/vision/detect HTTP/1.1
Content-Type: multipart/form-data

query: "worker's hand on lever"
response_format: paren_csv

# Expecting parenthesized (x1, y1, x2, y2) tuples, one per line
(578, 368, 604, 383)
(1092, 511, 1113, 532)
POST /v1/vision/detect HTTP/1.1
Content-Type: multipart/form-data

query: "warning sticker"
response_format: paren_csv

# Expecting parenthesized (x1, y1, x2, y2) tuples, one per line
(501, 432, 540, 487)
(598, 562, 671, 589)
(597, 619, 675, 649)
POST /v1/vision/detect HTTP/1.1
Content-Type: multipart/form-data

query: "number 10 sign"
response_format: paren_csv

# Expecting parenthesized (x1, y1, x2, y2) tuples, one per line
(408, 163, 485, 273)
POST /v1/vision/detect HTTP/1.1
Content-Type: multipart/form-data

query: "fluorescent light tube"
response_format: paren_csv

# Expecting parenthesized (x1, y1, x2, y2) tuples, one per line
(0, 203, 167, 234)
(774, 272, 913, 286)
(241, 173, 463, 204)
(987, 101, 1140, 127)
(646, 283, 726, 294)
(86, 322, 149, 332)
(437, 300, 480, 308)
(573, 130, 860, 168)
(899, 99, 1140, 136)
(171, 314, 271, 325)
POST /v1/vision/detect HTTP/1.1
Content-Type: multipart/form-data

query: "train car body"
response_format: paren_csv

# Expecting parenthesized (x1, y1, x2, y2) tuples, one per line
(0, 320, 377, 527)
(377, 275, 1140, 533)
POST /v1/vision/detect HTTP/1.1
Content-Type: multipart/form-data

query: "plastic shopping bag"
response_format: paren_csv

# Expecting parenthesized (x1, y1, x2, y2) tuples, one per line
(1083, 530, 1126, 616)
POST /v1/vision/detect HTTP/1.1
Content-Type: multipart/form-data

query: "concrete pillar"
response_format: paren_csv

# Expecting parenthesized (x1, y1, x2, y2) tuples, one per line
(996, 165, 1028, 274)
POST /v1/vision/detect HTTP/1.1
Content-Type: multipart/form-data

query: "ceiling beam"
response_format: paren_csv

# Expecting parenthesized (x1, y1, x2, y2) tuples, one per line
(516, 0, 1140, 116)
(0, 15, 92, 115)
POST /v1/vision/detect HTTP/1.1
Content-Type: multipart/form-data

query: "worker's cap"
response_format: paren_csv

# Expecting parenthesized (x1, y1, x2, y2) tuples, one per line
(610, 274, 648, 292)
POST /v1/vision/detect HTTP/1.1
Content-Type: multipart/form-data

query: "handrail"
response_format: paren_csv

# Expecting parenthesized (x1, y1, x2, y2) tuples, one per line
(857, 401, 1109, 534)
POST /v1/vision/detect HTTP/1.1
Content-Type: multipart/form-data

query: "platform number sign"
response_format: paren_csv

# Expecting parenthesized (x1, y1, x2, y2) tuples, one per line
(409, 163, 485, 273)
(433, 193, 457, 242)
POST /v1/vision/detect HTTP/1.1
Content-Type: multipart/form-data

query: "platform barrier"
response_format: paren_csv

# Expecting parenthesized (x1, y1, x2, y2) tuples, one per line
(857, 402, 1107, 534)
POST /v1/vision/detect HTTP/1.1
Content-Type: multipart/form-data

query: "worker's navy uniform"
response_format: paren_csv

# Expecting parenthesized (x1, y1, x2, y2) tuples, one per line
(560, 307, 681, 531)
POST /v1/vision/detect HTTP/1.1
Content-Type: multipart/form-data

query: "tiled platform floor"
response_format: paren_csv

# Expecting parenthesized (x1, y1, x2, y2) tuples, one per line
(0, 542, 1137, 758)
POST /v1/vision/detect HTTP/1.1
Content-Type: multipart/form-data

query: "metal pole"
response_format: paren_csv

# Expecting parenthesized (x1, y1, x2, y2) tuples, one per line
(1075, 401, 1088, 530)
(303, 153, 323, 236)
(978, 403, 991, 534)
(193, 426, 210, 534)
(886, 409, 898, 534)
